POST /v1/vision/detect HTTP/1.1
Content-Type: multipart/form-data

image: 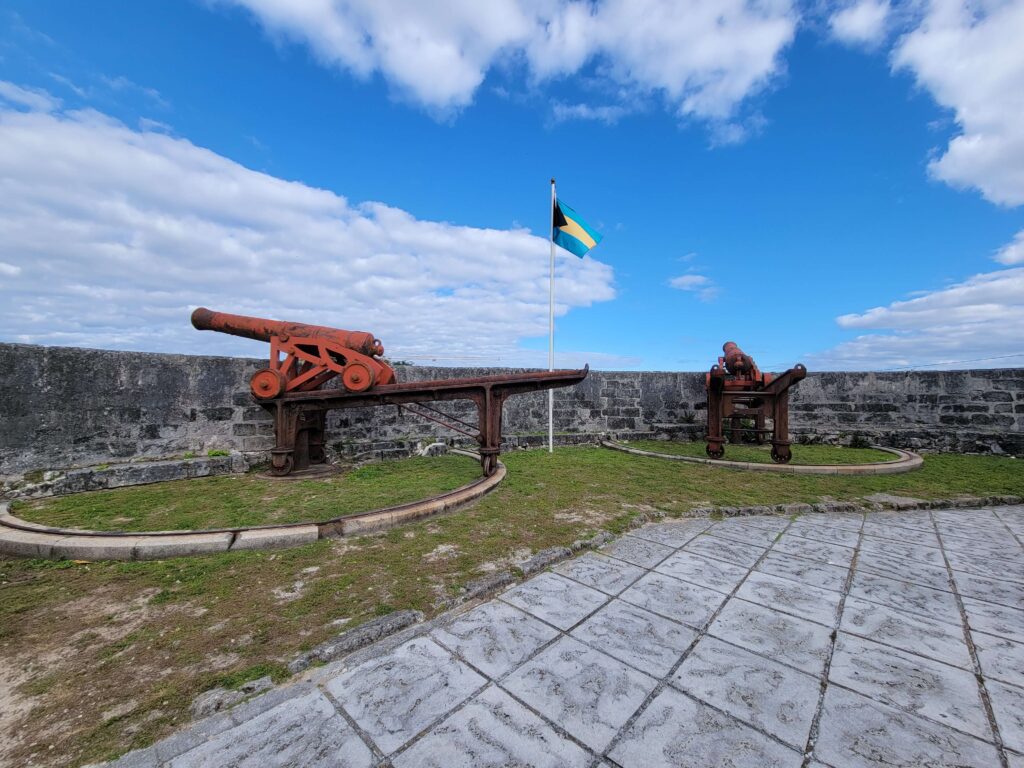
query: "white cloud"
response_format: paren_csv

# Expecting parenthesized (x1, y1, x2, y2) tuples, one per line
(0, 261, 22, 277)
(829, 0, 890, 46)
(995, 229, 1024, 265)
(811, 265, 1024, 369)
(219, 0, 797, 122)
(0, 80, 61, 112)
(893, 0, 1024, 206)
(0, 95, 618, 367)
(550, 102, 632, 125)
(669, 273, 719, 302)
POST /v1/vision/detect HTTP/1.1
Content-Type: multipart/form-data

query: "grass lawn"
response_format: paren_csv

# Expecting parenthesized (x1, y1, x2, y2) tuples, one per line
(1, 446, 1021, 767)
(624, 439, 897, 465)
(13, 455, 482, 532)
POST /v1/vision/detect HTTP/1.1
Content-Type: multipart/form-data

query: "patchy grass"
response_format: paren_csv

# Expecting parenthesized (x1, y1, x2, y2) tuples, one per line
(625, 439, 896, 465)
(1, 446, 1022, 767)
(13, 455, 481, 532)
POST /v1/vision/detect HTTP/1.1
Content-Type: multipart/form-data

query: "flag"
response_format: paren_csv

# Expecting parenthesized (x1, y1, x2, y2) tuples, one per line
(552, 199, 602, 257)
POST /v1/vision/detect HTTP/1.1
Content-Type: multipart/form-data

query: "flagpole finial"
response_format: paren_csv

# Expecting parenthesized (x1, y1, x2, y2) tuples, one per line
(550, 178, 555, 185)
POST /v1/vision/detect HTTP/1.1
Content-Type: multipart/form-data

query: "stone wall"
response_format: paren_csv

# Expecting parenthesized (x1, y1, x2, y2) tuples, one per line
(1, 342, 1022, 478)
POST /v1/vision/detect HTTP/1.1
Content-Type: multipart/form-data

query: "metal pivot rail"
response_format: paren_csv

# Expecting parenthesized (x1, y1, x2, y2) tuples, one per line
(265, 367, 590, 477)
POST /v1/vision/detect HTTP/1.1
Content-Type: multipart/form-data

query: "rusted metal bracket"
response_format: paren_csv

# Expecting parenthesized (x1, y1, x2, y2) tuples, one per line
(266, 367, 589, 477)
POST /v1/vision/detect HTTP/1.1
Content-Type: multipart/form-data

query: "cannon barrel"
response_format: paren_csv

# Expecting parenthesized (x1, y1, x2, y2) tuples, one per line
(191, 307, 384, 358)
(722, 341, 755, 376)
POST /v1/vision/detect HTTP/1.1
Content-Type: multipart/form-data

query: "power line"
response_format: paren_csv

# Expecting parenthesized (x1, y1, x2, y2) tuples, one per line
(880, 352, 1024, 371)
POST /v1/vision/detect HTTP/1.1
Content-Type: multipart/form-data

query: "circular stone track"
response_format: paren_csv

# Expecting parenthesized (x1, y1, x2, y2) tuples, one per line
(602, 439, 922, 475)
(0, 452, 504, 561)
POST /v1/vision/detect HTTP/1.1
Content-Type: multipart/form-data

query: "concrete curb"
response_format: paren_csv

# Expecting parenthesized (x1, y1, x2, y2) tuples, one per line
(601, 439, 924, 475)
(0, 456, 505, 561)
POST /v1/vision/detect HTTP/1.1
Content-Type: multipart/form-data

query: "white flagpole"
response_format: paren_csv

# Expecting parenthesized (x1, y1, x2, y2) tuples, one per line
(548, 178, 556, 454)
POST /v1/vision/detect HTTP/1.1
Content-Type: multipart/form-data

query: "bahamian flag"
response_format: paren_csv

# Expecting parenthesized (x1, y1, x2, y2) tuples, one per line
(552, 199, 602, 257)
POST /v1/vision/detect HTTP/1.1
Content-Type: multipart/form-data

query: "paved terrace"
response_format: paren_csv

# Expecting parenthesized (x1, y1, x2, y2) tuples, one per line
(101, 506, 1024, 768)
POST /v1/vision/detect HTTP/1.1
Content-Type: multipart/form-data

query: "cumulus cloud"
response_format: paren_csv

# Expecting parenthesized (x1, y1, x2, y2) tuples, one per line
(995, 229, 1024, 265)
(829, 0, 890, 46)
(550, 102, 633, 125)
(0, 80, 61, 112)
(670, 273, 719, 302)
(893, 0, 1024, 206)
(219, 0, 797, 122)
(0, 95, 617, 367)
(810, 265, 1024, 369)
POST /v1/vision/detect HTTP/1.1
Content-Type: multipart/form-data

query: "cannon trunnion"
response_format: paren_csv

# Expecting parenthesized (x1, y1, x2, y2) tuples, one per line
(192, 308, 588, 477)
(705, 342, 806, 463)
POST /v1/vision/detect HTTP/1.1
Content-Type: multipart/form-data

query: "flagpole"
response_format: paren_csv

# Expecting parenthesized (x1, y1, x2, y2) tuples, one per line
(548, 178, 556, 454)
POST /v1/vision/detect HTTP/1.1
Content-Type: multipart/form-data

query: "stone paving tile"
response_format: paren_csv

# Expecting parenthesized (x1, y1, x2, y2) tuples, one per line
(501, 636, 656, 752)
(1009, 750, 1024, 768)
(797, 513, 864, 531)
(619, 571, 728, 629)
(947, 548, 1024, 582)
(785, 522, 860, 548)
(571, 599, 696, 677)
(940, 529, 1016, 554)
(848, 569, 960, 624)
(840, 596, 972, 670)
(500, 571, 607, 630)
(813, 685, 1000, 768)
(654, 550, 749, 594)
(933, 509, 1006, 529)
(708, 598, 832, 676)
(863, 526, 941, 549)
(972, 632, 1024, 687)
(629, 520, 710, 549)
(865, 511, 934, 530)
(829, 633, 992, 741)
(988, 679, 1024, 754)
(672, 635, 819, 749)
(950, 568, 1024, 609)
(706, 521, 783, 547)
(857, 537, 945, 568)
(856, 549, 952, 591)
(325, 637, 485, 755)
(681, 533, 767, 568)
(771, 535, 854, 569)
(552, 552, 646, 596)
(735, 570, 842, 627)
(166, 690, 372, 768)
(431, 600, 558, 679)
(392, 685, 591, 768)
(607, 687, 804, 768)
(861, 521, 939, 547)
(755, 551, 849, 593)
(600, 534, 675, 569)
(962, 595, 1024, 644)
(731, 515, 791, 532)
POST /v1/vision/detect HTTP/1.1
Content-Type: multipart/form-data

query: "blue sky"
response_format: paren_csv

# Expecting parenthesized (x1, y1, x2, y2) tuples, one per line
(1, 0, 1022, 371)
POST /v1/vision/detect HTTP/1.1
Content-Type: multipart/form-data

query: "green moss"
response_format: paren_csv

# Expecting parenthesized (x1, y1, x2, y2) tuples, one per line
(2, 446, 1022, 768)
(214, 662, 290, 689)
(206, 449, 230, 457)
(15, 454, 481, 532)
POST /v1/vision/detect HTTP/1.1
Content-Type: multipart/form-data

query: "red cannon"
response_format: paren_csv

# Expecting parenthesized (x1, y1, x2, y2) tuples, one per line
(705, 341, 806, 463)
(191, 307, 588, 477)
(191, 307, 395, 398)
